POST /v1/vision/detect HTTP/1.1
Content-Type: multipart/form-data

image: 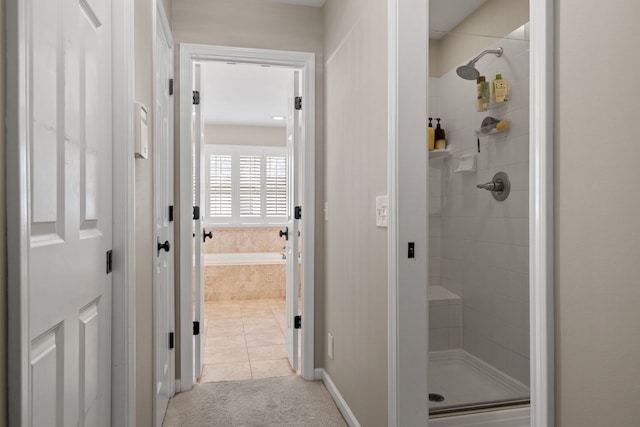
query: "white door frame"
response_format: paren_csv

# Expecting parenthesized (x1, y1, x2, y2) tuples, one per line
(178, 44, 316, 390)
(6, 0, 137, 425)
(386, 0, 555, 426)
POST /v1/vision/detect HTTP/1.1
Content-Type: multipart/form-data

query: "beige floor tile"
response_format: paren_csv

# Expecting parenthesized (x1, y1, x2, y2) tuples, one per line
(207, 310, 243, 320)
(206, 323, 245, 337)
(245, 331, 286, 347)
(200, 362, 252, 383)
(205, 346, 249, 364)
(250, 359, 296, 379)
(243, 322, 281, 336)
(205, 335, 246, 351)
(247, 344, 287, 362)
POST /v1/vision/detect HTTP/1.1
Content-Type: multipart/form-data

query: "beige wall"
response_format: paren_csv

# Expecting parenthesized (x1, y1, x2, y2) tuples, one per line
(0, 0, 6, 424)
(555, 0, 640, 425)
(323, 0, 388, 425)
(134, 0, 154, 425)
(205, 124, 286, 146)
(430, 0, 528, 77)
(171, 0, 326, 368)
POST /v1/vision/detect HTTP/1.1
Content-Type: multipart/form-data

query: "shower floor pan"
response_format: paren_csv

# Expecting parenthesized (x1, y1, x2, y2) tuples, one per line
(428, 349, 529, 415)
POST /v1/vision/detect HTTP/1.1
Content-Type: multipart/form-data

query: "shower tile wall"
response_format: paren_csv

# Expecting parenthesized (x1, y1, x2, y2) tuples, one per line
(429, 25, 530, 385)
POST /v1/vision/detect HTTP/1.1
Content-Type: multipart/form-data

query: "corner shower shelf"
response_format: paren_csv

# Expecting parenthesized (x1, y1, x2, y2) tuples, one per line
(475, 124, 510, 136)
(429, 148, 451, 159)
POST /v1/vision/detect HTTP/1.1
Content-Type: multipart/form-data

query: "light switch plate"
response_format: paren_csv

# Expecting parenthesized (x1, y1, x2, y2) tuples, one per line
(376, 195, 388, 228)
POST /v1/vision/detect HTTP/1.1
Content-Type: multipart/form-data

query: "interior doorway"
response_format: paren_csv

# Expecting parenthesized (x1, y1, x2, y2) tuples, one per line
(194, 62, 301, 383)
(178, 45, 316, 391)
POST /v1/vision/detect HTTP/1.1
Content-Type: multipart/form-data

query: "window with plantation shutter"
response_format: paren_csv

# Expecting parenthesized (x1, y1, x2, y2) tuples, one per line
(265, 156, 287, 217)
(206, 145, 287, 225)
(239, 156, 262, 217)
(208, 154, 232, 218)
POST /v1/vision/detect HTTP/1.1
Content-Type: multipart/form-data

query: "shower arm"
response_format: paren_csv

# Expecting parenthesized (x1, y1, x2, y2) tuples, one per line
(468, 47, 504, 66)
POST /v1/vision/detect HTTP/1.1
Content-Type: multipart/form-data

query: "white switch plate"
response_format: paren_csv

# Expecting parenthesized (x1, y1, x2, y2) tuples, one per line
(328, 333, 334, 360)
(376, 195, 388, 228)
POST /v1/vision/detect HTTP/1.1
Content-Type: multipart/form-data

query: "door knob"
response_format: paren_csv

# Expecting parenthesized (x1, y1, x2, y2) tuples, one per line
(279, 227, 289, 241)
(203, 229, 213, 243)
(157, 238, 171, 255)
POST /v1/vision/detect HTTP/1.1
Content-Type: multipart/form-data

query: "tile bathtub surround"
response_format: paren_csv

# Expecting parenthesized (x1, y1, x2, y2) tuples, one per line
(200, 299, 296, 383)
(204, 264, 285, 301)
(204, 227, 286, 254)
(428, 25, 530, 385)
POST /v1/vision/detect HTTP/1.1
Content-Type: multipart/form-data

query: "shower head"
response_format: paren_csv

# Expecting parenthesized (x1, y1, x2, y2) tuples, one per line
(456, 62, 480, 80)
(455, 47, 504, 80)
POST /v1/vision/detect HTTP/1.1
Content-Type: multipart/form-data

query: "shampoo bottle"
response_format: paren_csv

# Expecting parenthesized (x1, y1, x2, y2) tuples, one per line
(435, 118, 446, 150)
(477, 76, 490, 111)
(492, 73, 508, 103)
(428, 117, 435, 151)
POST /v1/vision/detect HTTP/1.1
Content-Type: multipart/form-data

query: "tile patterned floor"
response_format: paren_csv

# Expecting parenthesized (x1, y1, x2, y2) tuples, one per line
(199, 299, 297, 383)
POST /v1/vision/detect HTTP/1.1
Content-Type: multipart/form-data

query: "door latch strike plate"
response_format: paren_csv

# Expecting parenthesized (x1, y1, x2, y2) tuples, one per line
(294, 315, 302, 329)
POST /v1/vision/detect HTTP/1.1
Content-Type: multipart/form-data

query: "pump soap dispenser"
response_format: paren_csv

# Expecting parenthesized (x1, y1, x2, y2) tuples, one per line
(428, 117, 435, 151)
(435, 118, 446, 150)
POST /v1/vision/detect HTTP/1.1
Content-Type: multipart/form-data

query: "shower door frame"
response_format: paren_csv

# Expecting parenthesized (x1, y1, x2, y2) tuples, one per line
(387, 0, 555, 426)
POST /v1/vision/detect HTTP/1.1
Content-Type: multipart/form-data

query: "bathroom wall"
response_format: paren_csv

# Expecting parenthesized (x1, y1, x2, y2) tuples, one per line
(205, 124, 286, 147)
(429, 25, 530, 385)
(171, 0, 326, 372)
(323, 0, 389, 425)
(555, 1, 640, 425)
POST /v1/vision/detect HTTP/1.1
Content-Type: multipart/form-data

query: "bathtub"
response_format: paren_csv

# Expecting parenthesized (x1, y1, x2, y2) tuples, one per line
(203, 252, 287, 301)
(204, 252, 285, 266)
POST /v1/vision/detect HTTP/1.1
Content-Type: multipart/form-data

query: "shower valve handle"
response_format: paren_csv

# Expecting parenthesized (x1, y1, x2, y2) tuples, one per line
(477, 181, 504, 192)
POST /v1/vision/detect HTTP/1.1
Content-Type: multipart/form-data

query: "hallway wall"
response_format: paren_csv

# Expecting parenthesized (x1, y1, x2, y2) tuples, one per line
(134, 0, 155, 425)
(555, 0, 640, 425)
(171, 0, 325, 376)
(323, 0, 389, 425)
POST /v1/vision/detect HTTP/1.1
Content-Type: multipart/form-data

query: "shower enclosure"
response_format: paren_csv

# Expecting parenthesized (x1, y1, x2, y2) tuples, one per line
(427, 0, 530, 418)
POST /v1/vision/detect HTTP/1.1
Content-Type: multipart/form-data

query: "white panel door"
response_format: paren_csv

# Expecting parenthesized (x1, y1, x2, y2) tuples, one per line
(153, 6, 174, 426)
(285, 71, 301, 370)
(192, 63, 206, 381)
(27, 0, 112, 425)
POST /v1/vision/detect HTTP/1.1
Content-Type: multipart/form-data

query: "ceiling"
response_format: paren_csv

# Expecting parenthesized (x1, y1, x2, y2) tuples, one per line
(200, 62, 293, 128)
(198, 0, 486, 126)
(430, 0, 487, 39)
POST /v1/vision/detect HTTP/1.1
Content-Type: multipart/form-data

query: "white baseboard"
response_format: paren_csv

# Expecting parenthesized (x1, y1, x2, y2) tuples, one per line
(315, 368, 361, 427)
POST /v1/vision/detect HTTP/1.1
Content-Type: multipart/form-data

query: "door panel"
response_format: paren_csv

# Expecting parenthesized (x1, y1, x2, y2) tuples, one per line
(285, 71, 301, 370)
(27, 0, 112, 425)
(154, 8, 174, 425)
(193, 63, 205, 381)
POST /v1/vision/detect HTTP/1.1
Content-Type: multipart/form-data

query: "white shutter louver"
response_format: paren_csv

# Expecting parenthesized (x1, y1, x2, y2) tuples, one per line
(266, 156, 287, 217)
(239, 156, 262, 217)
(209, 154, 232, 217)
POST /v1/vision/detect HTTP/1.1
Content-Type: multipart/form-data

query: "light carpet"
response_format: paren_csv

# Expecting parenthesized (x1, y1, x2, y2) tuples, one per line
(162, 376, 348, 427)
